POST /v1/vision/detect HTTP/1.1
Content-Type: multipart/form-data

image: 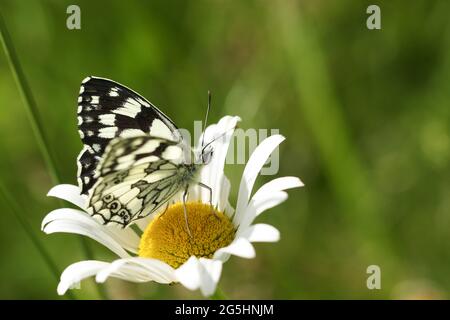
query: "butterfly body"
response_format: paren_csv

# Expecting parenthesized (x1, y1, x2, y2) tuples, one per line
(77, 77, 212, 228)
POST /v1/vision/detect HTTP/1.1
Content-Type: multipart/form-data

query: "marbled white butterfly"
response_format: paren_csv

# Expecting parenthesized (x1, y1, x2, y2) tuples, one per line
(77, 77, 216, 233)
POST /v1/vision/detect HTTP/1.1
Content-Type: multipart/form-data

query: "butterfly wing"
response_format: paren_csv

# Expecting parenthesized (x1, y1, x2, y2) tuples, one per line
(77, 76, 182, 194)
(87, 135, 191, 227)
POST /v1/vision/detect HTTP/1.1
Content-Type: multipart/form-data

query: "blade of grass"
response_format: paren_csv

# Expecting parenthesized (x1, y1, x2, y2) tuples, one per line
(0, 11, 108, 299)
(0, 182, 76, 300)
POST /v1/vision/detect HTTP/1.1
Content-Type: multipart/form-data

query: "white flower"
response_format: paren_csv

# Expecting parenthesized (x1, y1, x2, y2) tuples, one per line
(42, 116, 303, 297)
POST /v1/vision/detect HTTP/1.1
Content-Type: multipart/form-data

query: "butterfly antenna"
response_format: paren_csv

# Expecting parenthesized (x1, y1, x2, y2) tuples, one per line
(201, 91, 211, 161)
(201, 125, 237, 153)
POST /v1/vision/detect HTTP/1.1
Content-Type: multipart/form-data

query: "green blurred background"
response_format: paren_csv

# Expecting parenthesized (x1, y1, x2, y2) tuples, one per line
(0, 0, 449, 299)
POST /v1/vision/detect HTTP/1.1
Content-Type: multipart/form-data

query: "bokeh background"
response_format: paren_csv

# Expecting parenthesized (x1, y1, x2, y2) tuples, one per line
(0, 0, 449, 299)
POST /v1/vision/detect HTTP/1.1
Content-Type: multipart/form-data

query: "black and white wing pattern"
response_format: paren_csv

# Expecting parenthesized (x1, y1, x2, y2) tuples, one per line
(87, 135, 192, 227)
(77, 76, 182, 195)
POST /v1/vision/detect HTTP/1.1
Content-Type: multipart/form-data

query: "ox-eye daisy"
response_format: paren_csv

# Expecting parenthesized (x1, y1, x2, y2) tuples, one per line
(42, 116, 303, 297)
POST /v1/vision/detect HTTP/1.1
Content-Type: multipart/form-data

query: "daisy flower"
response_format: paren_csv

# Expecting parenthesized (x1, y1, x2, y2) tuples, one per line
(42, 116, 303, 297)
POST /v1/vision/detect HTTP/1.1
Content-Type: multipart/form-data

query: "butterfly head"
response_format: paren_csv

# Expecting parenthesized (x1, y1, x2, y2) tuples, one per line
(200, 144, 214, 165)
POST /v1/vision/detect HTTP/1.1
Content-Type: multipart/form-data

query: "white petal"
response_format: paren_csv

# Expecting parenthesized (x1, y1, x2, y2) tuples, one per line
(236, 177, 302, 231)
(233, 135, 285, 225)
(217, 175, 231, 213)
(175, 257, 223, 297)
(106, 227, 140, 254)
(42, 208, 140, 253)
(213, 237, 255, 259)
(237, 192, 288, 232)
(199, 116, 240, 207)
(241, 224, 280, 242)
(197, 115, 240, 152)
(121, 257, 175, 283)
(198, 258, 223, 297)
(42, 209, 133, 258)
(252, 191, 288, 217)
(214, 252, 231, 263)
(47, 184, 87, 209)
(57, 260, 109, 295)
(224, 201, 235, 218)
(252, 176, 304, 200)
(204, 116, 240, 205)
(96, 257, 175, 284)
(41, 208, 87, 230)
(175, 256, 201, 291)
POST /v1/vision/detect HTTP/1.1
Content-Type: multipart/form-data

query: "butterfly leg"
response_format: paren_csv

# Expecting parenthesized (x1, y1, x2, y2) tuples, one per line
(182, 187, 193, 238)
(197, 182, 213, 208)
(197, 182, 218, 217)
(158, 202, 171, 218)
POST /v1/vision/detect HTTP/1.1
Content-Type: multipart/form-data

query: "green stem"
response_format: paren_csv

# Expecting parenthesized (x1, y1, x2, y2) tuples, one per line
(0, 183, 76, 300)
(210, 286, 228, 300)
(0, 12, 108, 300)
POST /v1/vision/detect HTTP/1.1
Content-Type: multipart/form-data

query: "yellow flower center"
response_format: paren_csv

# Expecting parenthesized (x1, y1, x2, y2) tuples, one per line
(138, 201, 235, 268)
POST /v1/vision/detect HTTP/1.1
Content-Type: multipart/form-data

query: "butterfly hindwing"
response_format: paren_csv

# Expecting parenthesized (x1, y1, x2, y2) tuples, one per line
(87, 135, 192, 227)
(96, 134, 184, 176)
(77, 76, 181, 194)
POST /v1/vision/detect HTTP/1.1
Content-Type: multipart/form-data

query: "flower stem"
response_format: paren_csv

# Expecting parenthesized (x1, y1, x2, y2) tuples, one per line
(210, 287, 228, 300)
(0, 12, 108, 300)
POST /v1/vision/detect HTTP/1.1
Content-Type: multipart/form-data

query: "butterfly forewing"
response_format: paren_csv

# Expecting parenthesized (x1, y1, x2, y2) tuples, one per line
(77, 76, 181, 194)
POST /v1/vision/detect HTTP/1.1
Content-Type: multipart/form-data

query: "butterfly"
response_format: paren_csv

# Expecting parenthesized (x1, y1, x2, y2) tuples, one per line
(77, 76, 216, 234)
